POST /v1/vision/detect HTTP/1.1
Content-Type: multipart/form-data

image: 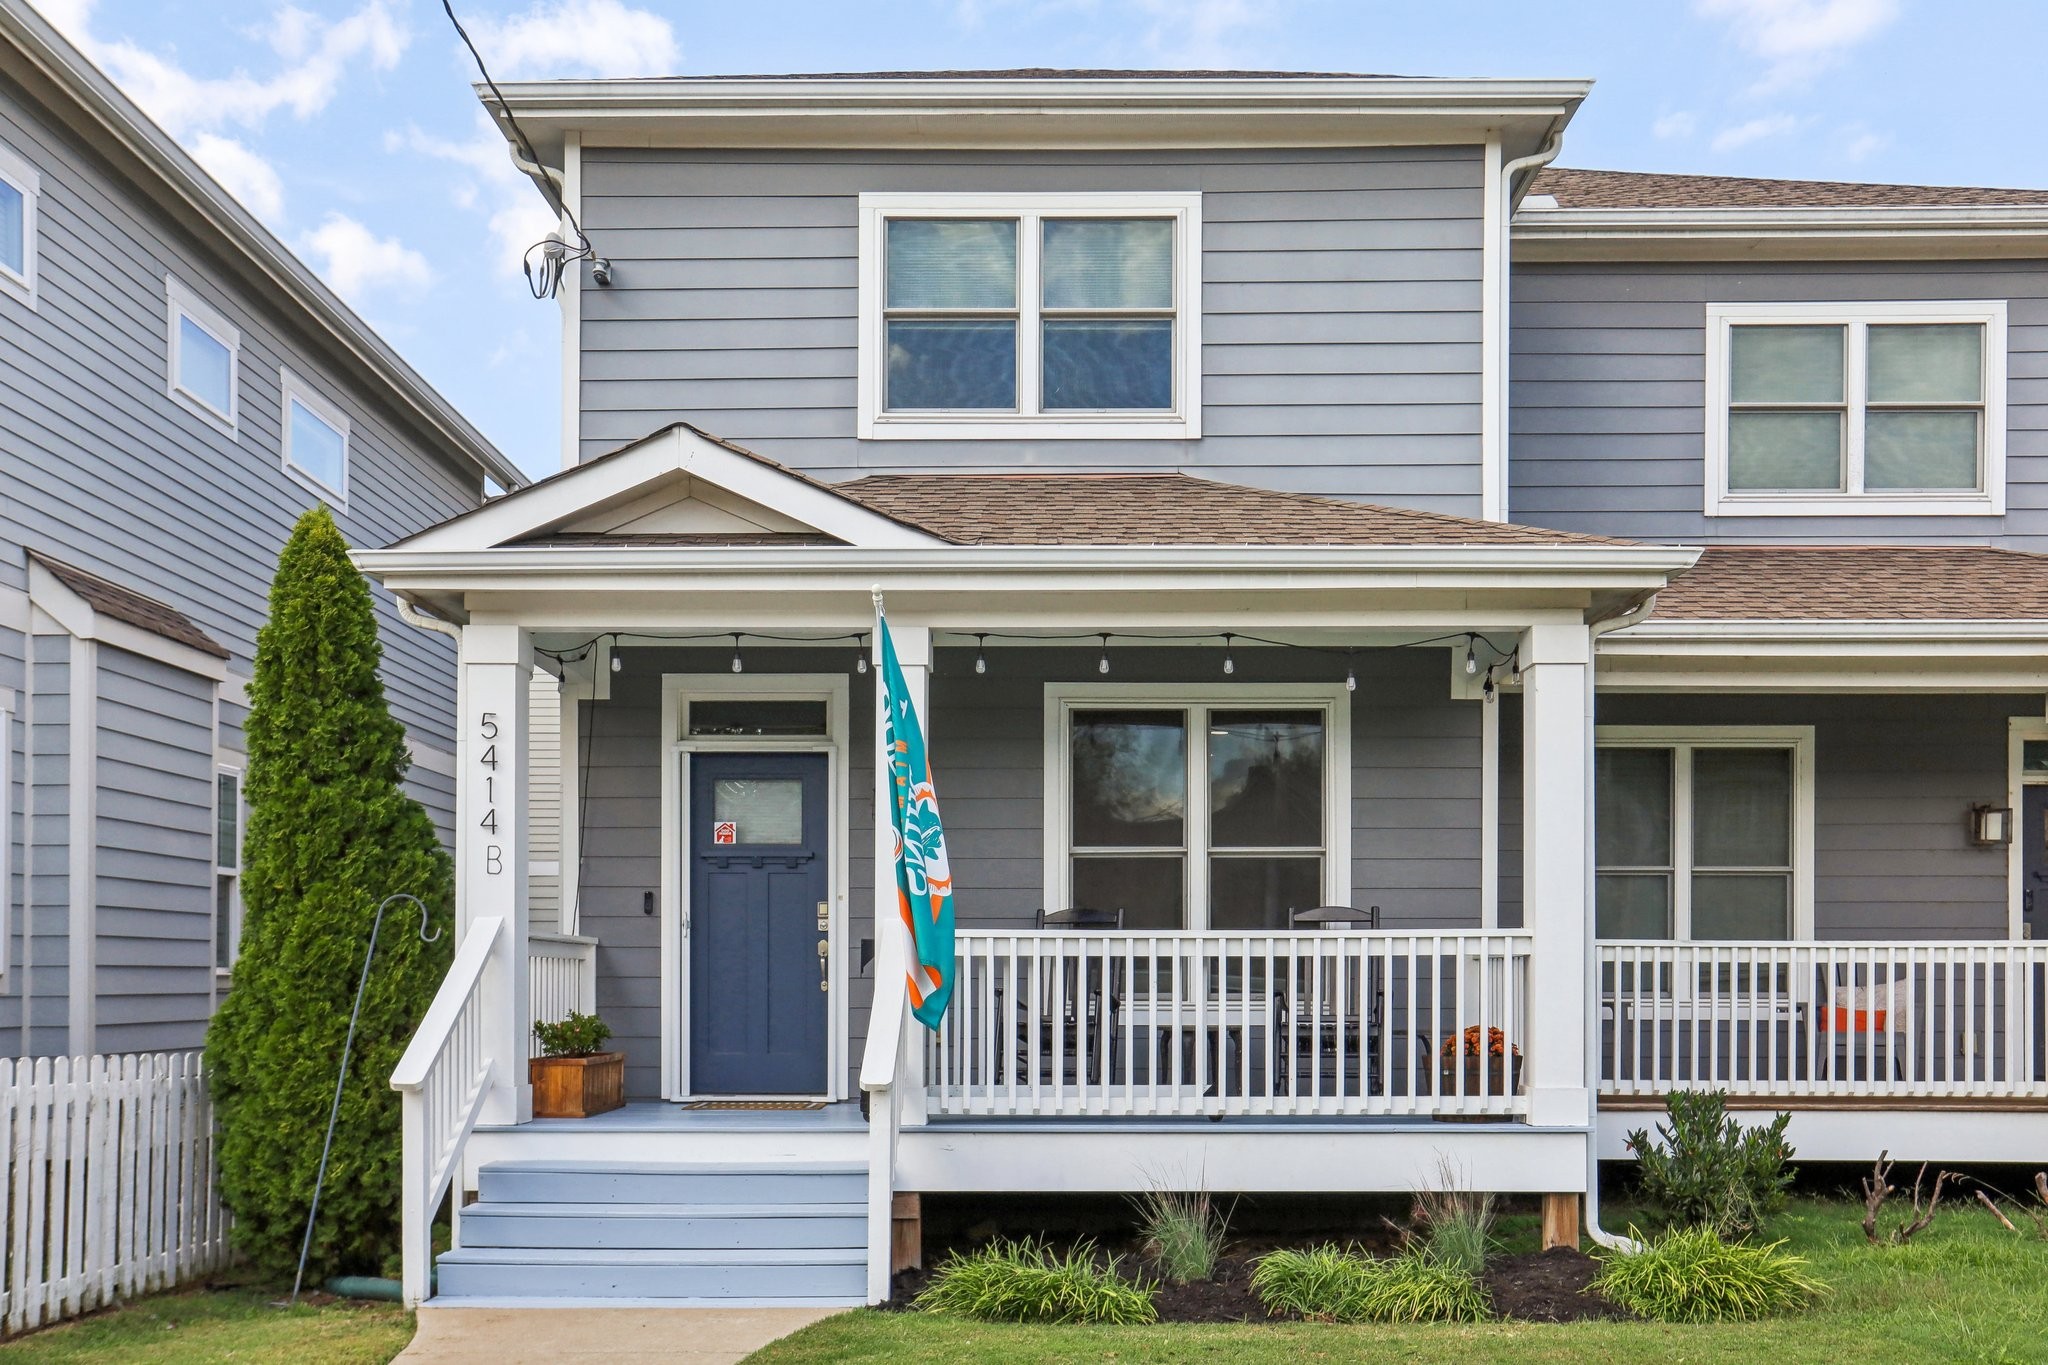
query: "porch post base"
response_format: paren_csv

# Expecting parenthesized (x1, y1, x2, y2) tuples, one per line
(1541, 1192, 1581, 1252)
(891, 1192, 923, 1273)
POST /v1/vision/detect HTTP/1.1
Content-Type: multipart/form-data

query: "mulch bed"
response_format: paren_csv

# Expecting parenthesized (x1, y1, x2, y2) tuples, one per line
(1483, 1248, 1628, 1323)
(887, 1240, 1628, 1325)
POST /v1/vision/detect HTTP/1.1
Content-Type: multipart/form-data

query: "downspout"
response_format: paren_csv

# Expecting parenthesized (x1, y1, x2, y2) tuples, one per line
(395, 595, 461, 643)
(1582, 602, 1655, 1254)
(1494, 127, 1564, 525)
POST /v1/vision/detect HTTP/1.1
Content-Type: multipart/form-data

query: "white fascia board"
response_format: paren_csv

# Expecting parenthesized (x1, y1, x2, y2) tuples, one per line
(26, 559, 230, 681)
(1514, 205, 2048, 261)
(1607, 618, 2048, 648)
(394, 426, 942, 552)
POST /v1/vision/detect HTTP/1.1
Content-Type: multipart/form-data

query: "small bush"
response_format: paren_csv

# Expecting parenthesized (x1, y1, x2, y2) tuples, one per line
(1592, 1224, 1827, 1323)
(1252, 1245, 1489, 1324)
(1133, 1186, 1228, 1284)
(1626, 1089, 1795, 1239)
(915, 1239, 1156, 1324)
(1413, 1157, 1496, 1278)
(533, 1011, 612, 1058)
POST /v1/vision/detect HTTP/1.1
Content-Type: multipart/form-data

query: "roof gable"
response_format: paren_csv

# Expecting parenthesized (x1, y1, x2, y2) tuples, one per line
(391, 425, 943, 552)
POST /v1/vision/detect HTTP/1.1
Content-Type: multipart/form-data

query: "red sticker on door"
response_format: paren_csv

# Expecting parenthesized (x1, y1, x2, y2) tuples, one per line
(713, 821, 737, 845)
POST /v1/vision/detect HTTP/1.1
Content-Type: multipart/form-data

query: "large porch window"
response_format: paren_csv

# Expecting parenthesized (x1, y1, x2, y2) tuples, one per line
(1595, 726, 1814, 940)
(1051, 686, 1347, 930)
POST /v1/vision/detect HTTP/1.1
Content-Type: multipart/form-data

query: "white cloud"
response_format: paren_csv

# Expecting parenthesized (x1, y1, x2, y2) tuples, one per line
(1696, 0, 1901, 92)
(300, 212, 433, 300)
(190, 133, 286, 220)
(396, 117, 557, 275)
(1653, 111, 1699, 140)
(1133, 0, 1276, 67)
(73, 0, 408, 136)
(1711, 113, 1800, 152)
(1844, 127, 1888, 162)
(464, 0, 680, 79)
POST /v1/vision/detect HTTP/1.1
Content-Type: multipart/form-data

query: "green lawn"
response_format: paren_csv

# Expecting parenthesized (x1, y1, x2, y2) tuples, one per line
(0, 1280, 412, 1364)
(748, 1199, 2048, 1365)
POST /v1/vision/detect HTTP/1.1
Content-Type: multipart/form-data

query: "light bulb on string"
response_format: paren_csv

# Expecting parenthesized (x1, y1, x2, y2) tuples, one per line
(855, 634, 869, 675)
(1345, 660, 1357, 693)
(610, 637, 623, 674)
(1097, 633, 1111, 675)
(1222, 633, 1236, 676)
(975, 634, 988, 675)
(1463, 637, 1478, 675)
(730, 633, 744, 674)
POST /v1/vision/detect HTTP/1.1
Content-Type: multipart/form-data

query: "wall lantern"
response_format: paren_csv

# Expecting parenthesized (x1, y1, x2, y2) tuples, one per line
(1967, 804, 2014, 847)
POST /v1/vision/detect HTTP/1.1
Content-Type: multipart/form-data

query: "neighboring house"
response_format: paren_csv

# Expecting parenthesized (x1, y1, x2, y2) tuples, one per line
(358, 72, 2048, 1309)
(0, 0, 527, 1059)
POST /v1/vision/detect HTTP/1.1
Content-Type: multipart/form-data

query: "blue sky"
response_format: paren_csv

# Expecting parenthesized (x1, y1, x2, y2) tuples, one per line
(34, 0, 2046, 480)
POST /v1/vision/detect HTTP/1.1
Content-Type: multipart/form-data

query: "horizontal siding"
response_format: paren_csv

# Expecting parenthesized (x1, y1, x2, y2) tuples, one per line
(578, 146, 1486, 516)
(0, 74, 478, 762)
(579, 644, 1479, 1099)
(1509, 259, 2048, 547)
(528, 668, 562, 932)
(94, 647, 213, 1054)
(1500, 692, 2027, 936)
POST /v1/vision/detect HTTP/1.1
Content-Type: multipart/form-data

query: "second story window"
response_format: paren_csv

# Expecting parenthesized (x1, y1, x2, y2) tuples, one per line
(0, 137, 38, 307)
(166, 276, 240, 434)
(281, 369, 350, 503)
(858, 192, 1201, 440)
(1705, 301, 2006, 517)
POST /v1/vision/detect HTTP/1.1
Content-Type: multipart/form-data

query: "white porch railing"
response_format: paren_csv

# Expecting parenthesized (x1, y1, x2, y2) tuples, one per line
(392, 915, 503, 1308)
(925, 930, 1534, 1120)
(1598, 939, 2048, 1100)
(528, 932, 597, 1055)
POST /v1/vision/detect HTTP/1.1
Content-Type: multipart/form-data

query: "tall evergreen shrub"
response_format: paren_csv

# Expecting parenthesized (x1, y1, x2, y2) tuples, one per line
(205, 507, 454, 1279)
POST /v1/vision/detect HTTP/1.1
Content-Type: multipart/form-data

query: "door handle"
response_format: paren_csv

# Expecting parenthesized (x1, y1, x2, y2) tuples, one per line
(818, 939, 830, 993)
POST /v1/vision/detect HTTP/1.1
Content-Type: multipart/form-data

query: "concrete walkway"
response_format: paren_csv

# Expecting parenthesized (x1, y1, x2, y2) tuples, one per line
(396, 1306, 841, 1364)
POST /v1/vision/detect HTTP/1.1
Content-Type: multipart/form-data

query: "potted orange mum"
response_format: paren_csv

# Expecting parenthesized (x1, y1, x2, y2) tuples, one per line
(1438, 1025, 1523, 1100)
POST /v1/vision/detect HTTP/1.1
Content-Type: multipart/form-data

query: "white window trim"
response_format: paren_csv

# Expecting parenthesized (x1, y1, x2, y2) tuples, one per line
(0, 138, 40, 309)
(280, 367, 352, 505)
(165, 275, 240, 435)
(1596, 725, 1816, 941)
(214, 763, 244, 978)
(1043, 682, 1350, 931)
(857, 191, 1203, 441)
(1704, 300, 2007, 518)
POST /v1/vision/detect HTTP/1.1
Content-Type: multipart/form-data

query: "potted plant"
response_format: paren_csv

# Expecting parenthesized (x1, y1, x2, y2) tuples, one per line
(530, 1012, 625, 1118)
(1437, 1025, 1523, 1101)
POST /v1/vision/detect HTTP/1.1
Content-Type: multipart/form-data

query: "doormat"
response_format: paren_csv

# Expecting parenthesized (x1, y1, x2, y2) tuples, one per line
(681, 1100, 828, 1111)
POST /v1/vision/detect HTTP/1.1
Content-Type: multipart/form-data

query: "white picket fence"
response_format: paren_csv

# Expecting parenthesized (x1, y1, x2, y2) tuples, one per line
(0, 1053, 229, 1334)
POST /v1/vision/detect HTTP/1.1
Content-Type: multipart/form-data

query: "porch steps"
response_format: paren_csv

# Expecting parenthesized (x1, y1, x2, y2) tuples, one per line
(434, 1161, 868, 1304)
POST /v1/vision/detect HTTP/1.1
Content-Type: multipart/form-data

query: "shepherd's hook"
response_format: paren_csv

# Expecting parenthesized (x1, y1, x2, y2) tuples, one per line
(289, 894, 441, 1305)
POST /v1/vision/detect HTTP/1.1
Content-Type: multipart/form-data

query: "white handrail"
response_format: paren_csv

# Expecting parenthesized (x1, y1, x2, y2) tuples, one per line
(1596, 938, 2048, 1100)
(392, 915, 504, 1307)
(926, 929, 1534, 1121)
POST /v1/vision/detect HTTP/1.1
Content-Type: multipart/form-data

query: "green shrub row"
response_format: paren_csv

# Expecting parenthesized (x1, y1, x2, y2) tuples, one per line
(915, 1239, 1157, 1324)
(1250, 1245, 1490, 1324)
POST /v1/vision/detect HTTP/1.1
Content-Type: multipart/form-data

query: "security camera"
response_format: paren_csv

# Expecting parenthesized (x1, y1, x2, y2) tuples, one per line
(590, 258, 613, 287)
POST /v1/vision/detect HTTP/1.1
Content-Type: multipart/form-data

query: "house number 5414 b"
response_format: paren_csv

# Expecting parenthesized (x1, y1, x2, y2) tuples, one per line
(478, 711, 503, 874)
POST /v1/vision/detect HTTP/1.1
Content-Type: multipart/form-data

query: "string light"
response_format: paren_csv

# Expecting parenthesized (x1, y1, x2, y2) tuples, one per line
(729, 633, 744, 674)
(1221, 633, 1236, 676)
(974, 634, 988, 675)
(1097, 633, 1111, 675)
(1463, 637, 1478, 675)
(1345, 657, 1357, 693)
(855, 633, 869, 675)
(609, 649, 622, 674)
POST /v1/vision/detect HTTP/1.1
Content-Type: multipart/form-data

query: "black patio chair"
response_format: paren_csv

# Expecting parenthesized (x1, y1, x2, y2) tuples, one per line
(1004, 907, 1124, 1087)
(1274, 905, 1388, 1097)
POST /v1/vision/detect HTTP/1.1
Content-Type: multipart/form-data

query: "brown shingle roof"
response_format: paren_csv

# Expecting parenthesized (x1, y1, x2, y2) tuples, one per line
(1531, 167, 2048, 211)
(1651, 546, 2048, 622)
(835, 473, 1631, 547)
(29, 552, 229, 657)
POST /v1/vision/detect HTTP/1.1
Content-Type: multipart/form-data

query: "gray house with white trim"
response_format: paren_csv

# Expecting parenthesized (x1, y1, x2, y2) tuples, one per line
(358, 71, 2048, 1309)
(0, 0, 525, 1058)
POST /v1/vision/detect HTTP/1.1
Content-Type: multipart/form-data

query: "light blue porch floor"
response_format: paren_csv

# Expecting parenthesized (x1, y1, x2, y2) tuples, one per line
(478, 1099, 1534, 1135)
(478, 1100, 867, 1134)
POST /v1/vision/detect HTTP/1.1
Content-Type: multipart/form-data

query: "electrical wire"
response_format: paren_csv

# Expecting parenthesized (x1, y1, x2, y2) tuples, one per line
(441, 0, 597, 299)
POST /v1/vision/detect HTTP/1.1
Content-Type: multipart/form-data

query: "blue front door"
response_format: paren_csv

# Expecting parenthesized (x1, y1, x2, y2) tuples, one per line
(689, 752, 830, 1094)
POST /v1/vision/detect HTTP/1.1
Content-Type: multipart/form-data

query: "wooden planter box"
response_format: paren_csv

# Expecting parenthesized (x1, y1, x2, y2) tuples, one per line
(529, 1052, 625, 1119)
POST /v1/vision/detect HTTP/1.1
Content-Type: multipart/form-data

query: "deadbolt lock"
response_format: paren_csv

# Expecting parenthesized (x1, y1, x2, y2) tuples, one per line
(816, 900, 830, 933)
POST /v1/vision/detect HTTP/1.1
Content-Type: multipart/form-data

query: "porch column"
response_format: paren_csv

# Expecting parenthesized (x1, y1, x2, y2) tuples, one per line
(459, 623, 533, 1126)
(875, 622, 930, 1124)
(1520, 622, 1594, 1131)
